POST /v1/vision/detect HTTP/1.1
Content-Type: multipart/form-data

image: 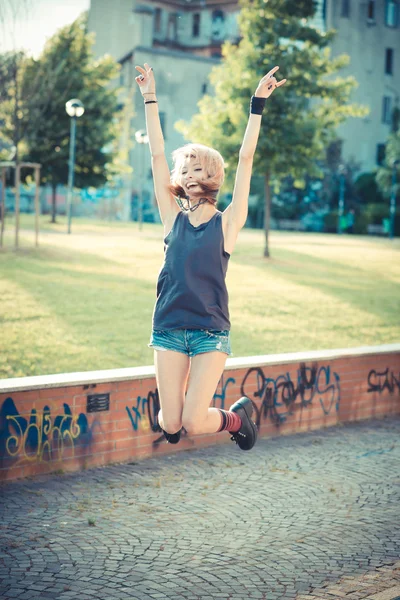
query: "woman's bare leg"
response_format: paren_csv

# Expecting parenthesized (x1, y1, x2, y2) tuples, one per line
(181, 351, 228, 435)
(154, 349, 190, 433)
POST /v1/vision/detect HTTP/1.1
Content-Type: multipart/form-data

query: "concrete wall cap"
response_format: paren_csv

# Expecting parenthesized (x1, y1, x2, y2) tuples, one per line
(0, 343, 399, 394)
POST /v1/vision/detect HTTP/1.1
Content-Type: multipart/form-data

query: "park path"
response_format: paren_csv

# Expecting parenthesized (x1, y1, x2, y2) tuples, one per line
(1, 417, 399, 600)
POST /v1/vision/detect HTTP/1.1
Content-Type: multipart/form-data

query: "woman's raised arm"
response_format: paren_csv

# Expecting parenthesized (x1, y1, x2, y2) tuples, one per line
(225, 66, 287, 231)
(135, 63, 178, 225)
(135, 63, 164, 157)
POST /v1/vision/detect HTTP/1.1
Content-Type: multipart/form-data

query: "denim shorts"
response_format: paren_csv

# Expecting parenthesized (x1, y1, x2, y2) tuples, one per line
(148, 328, 233, 358)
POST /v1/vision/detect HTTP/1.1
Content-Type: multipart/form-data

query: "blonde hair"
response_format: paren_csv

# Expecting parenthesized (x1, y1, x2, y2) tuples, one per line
(168, 143, 226, 206)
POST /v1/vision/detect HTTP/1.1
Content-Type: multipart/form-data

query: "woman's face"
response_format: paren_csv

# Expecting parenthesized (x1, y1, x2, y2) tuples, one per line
(181, 158, 204, 195)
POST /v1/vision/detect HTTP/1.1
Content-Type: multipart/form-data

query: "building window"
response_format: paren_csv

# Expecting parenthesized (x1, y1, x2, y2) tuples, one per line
(385, 0, 399, 26)
(382, 96, 393, 124)
(211, 9, 226, 39)
(376, 143, 386, 165)
(119, 62, 128, 87)
(341, 0, 350, 17)
(193, 13, 200, 37)
(154, 8, 162, 33)
(159, 111, 166, 139)
(212, 9, 225, 20)
(385, 48, 394, 74)
(367, 0, 375, 20)
(167, 13, 177, 40)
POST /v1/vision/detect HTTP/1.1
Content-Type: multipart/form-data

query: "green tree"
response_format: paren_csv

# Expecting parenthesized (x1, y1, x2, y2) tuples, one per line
(8, 12, 121, 222)
(0, 50, 32, 169)
(175, 0, 369, 256)
(0, 0, 33, 165)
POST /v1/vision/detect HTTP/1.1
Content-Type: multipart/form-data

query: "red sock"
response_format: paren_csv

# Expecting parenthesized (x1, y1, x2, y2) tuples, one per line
(217, 409, 242, 433)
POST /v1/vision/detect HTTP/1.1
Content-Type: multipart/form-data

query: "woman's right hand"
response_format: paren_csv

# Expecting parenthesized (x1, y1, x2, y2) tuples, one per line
(135, 63, 156, 97)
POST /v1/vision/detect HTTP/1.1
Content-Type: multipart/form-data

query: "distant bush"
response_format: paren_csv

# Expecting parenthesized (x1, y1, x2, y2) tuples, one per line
(354, 172, 386, 205)
(363, 203, 390, 223)
(324, 210, 338, 233)
(324, 204, 400, 235)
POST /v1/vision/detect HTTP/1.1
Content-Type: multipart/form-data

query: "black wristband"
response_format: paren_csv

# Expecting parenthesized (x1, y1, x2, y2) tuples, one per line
(144, 101, 158, 105)
(250, 95, 266, 115)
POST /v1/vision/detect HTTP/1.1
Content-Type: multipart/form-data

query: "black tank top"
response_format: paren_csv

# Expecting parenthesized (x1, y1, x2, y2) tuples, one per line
(152, 210, 231, 330)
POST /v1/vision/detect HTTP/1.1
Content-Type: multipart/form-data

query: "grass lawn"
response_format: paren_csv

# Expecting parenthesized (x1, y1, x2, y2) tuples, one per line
(0, 212, 399, 379)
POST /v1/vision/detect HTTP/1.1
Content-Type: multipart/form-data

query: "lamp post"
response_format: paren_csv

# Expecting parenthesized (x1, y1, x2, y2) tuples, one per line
(337, 164, 346, 235)
(65, 99, 85, 234)
(389, 159, 399, 240)
(134, 129, 149, 231)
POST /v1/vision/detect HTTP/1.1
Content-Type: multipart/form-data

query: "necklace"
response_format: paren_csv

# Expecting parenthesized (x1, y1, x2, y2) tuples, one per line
(177, 196, 209, 212)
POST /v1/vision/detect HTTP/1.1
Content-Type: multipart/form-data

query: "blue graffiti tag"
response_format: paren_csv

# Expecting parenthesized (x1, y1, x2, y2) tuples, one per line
(126, 389, 161, 433)
(0, 396, 92, 466)
(212, 374, 236, 410)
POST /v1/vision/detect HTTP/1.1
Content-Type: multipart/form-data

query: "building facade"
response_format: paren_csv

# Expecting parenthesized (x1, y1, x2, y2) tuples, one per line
(326, 0, 399, 170)
(87, 0, 400, 221)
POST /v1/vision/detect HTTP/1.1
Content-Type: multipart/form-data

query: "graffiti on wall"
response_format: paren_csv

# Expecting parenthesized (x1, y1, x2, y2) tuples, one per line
(240, 362, 341, 427)
(5, 360, 399, 471)
(125, 373, 236, 445)
(0, 396, 93, 466)
(126, 389, 161, 434)
(212, 374, 236, 411)
(367, 368, 400, 395)
(125, 364, 340, 435)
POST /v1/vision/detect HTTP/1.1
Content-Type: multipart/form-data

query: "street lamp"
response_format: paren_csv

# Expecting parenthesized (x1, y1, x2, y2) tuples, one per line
(337, 164, 346, 235)
(389, 159, 399, 240)
(134, 129, 149, 231)
(65, 98, 85, 234)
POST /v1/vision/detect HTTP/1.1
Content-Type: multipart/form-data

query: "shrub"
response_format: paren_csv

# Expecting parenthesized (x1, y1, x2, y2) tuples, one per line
(324, 210, 338, 233)
(324, 204, 400, 235)
(354, 172, 385, 205)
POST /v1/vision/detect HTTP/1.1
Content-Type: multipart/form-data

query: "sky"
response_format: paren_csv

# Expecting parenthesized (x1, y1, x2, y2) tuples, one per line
(0, 0, 90, 58)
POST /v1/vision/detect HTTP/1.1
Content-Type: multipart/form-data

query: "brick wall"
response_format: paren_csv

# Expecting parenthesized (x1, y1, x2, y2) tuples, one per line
(1, 344, 399, 482)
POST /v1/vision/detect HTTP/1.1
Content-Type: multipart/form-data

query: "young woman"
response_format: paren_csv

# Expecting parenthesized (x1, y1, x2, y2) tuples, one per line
(135, 62, 286, 451)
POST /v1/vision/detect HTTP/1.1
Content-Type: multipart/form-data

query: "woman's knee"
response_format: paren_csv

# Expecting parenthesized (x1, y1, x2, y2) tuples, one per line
(158, 409, 182, 434)
(181, 413, 206, 436)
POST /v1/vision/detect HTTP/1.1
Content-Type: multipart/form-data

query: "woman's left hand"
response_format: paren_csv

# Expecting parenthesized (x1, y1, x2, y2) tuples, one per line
(255, 66, 287, 99)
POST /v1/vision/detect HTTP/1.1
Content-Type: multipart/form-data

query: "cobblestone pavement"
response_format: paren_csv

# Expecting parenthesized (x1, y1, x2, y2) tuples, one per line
(1, 416, 399, 600)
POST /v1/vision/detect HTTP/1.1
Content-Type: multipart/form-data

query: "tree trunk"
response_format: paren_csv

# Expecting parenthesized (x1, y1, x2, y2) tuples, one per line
(263, 170, 271, 258)
(13, 53, 20, 248)
(0, 168, 6, 247)
(51, 182, 57, 223)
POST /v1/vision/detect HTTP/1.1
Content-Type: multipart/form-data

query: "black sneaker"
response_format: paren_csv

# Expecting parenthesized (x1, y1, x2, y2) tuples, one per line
(161, 428, 181, 444)
(229, 397, 258, 451)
